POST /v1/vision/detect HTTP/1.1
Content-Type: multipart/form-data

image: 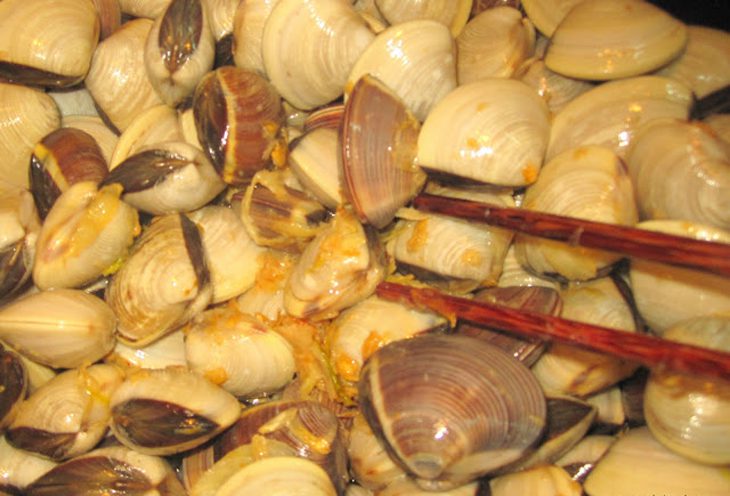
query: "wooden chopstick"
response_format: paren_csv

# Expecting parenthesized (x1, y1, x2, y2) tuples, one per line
(413, 193, 730, 278)
(376, 281, 730, 381)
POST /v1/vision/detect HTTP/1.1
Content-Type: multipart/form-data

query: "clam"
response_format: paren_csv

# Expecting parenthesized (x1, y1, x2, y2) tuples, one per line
(29, 128, 108, 220)
(456, 6, 535, 84)
(416, 79, 550, 187)
(358, 334, 546, 490)
(32, 181, 140, 290)
(378, 478, 483, 495)
(101, 141, 226, 215)
(625, 118, 730, 230)
(341, 75, 426, 228)
(203, 0, 239, 42)
(235, 249, 296, 320)
(546, 76, 692, 161)
(585, 387, 627, 433)
(61, 115, 119, 166)
(284, 207, 386, 321)
(545, 0, 687, 81)
(327, 295, 448, 399)
(85, 18, 165, 133)
(214, 456, 337, 496)
(231, 0, 279, 77)
(0, 185, 40, 303)
(514, 146, 638, 282)
(555, 434, 616, 483)
(109, 105, 184, 170)
(0, 345, 26, 433)
(386, 184, 514, 292)
(515, 57, 595, 115)
(0, 82, 61, 189)
(239, 167, 329, 252)
(488, 465, 581, 496)
(108, 329, 188, 371)
(105, 213, 212, 347)
(347, 411, 407, 491)
(655, 25, 730, 99)
(186, 205, 266, 303)
(289, 126, 345, 210)
(193, 66, 285, 185)
(628, 220, 730, 334)
(6, 364, 123, 460)
(109, 367, 241, 455)
(531, 277, 639, 397)
(0, 436, 57, 494)
(584, 427, 730, 496)
(119, 0, 172, 18)
(643, 315, 730, 465)
(184, 305, 296, 398)
(91, 0, 122, 40)
(520, 0, 583, 38)
(346, 19, 456, 122)
(0, 289, 117, 369)
(144, 0, 216, 107)
(24, 445, 186, 496)
(0, 0, 99, 87)
(496, 244, 561, 290)
(261, 0, 375, 110)
(374, 0, 473, 37)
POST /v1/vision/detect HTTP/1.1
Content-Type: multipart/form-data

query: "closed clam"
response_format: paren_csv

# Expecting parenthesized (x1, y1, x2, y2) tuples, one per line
(110, 367, 241, 456)
(105, 213, 212, 347)
(61, 115, 119, 166)
(215, 456, 337, 496)
(6, 364, 123, 461)
(359, 334, 546, 490)
(0, 0, 99, 87)
(33, 182, 140, 290)
(109, 105, 184, 170)
(119, 0, 172, 18)
(346, 20, 456, 122)
(29, 128, 108, 219)
(545, 0, 687, 81)
(24, 445, 186, 496)
(516, 58, 594, 115)
(0, 185, 40, 303)
(417, 79, 550, 187)
(546, 76, 692, 161)
(0, 289, 116, 369)
(374, 0, 472, 36)
(193, 66, 285, 185)
(232, 0, 279, 77)
(144, 0, 216, 107)
(520, 0, 583, 38)
(347, 411, 407, 490)
(109, 329, 188, 371)
(0, 83, 60, 189)
(262, 0, 375, 110)
(625, 118, 730, 230)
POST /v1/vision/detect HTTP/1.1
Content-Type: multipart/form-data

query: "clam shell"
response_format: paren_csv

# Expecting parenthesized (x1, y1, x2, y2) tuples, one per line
(359, 334, 546, 489)
(489, 465, 581, 496)
(109, 368, 241, 455)
(0, 0, 99, 87)
(545, 0, 687, 81)
(516, 57, 594, 115)
(62, 115, 119, 167)
(520, 0, 583, 38)
(119, 0, 171, 18)
(0, 186, 40, 303)
(105, 213, 212, 347)
(289, 127, 345, 210)
(109, 105, 183, 170)
(625, 118, 730, 230)
(0, 436, 57, 493)
(262, 0, 375, 110)
(655, 25, 730, 99)
(456, 6, 535, 84)
(0, 82, 60, 189)
(546, 76, 692, 161)
(341, 75, 426, 228)
(347, 411, 407, 490)
(374, 0, 472, 37)
(215, 456, 337, 496)
(232, 0, 279, 77)
(86, 18, 165, 133)
(417, 79, 550, 187)
(0, 289, 116, 369)
(108, 329, 188, 371)
(0, 345, 26, 433)
(346, 20, 456, 122)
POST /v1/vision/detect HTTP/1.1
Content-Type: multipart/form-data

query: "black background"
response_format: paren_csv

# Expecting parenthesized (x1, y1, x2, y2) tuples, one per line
(648, 0, 729, 31)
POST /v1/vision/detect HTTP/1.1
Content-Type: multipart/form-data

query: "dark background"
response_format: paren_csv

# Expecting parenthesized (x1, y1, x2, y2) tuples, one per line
(648, 0, 729, 31)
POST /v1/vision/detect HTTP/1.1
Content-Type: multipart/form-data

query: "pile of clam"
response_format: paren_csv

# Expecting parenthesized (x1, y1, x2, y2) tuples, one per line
(1, 0, 729, 494)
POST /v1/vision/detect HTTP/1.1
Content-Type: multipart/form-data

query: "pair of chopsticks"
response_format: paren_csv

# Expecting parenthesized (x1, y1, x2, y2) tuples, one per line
(376, 193, 730, 381)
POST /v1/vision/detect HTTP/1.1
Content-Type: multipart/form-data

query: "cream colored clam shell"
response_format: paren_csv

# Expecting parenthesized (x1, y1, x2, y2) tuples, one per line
(232, 0, 280, 77)
(109, 105, 183, 170)
(655, 25, 730, 99)
(346, 20, 456, 122)
(546, 76, 692, 161)
(215, 457, 337, 496)
(118, 0, 171, 18)
(203, 0, 239, 41)
(262, 0, 375, 110)
(516, 58, 594, 115)
(628, 220, 730, 335)
(417, 79, 550, 186)
(0, 0, 99, 82)
(521, 0, 584, 38)
(86, 18, 165, 132)
(374, 0, 473, 37)
(545, 0, 687, 81)
(62, 115, 118, 166)
(0, 83, 60, 189)
(626, 119, 730, 230)
(456, 6, 536, 84)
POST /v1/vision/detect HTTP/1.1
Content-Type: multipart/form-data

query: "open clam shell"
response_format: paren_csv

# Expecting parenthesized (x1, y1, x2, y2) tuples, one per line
(545, 0, 687, 81)
(358, 334, 546, 490)
(341, 75, 425, 229)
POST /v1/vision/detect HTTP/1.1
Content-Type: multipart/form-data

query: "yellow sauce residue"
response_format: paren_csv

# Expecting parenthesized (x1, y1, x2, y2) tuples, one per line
(335, 354, 360, 383)
(254, 251, 295, 291)
(460, 248, 483, 267)
(361, 331, 387, 363)
(67, 184, 125, 259)
(203, 367, 228, 385)
(406, 219, 429, 253)
(466, 137, 479, 150)
(521, 163, 539, 183)
(311, 212, 363, 270)
(476, 102, 489, 112)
